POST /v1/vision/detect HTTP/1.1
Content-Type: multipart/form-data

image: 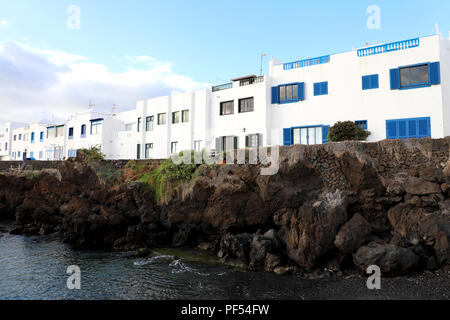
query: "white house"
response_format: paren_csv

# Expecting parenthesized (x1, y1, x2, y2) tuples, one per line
(2, 33, 450, 161)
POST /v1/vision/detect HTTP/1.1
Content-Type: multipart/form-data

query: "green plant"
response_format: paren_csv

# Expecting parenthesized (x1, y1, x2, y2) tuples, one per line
(78, 146, 105, 161)
(328, 121, 371, 142)
(138, 150, 206, 202)
(24, 171, 40, 180)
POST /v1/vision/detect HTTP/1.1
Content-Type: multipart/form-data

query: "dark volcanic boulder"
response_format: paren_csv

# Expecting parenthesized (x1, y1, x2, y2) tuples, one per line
(218, 233, 252, 263)
(354, 242, 420, 277)
(404, 176, 441, 196)
(388, 203, 450, 265)
(334, 213, 373, 254)
(279, 192, 348, 269)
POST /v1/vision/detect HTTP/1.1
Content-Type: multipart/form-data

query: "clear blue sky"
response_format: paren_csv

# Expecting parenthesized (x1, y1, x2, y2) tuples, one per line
(0, 0, 449, 84)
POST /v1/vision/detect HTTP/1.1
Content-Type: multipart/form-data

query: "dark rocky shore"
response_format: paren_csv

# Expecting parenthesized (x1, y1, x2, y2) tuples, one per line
(1, 138, 450, 279)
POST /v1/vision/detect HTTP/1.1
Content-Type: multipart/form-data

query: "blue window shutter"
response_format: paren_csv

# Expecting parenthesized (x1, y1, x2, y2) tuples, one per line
(322, 82, 328, 95)
(362, 76, 369, 90)
(271, 87, 279, 104)
(408, 119, 417, 137)
(314, 83, 320, 96)
(390, 68, 400, 90)
(418, 118, 430, 137)
(398, 120, 407, 139)
(322, 126, 330, 143)
(283, 128, 292, 146)
(430, 62, 441, 85)
(298, 83, 305, 101)
(372, 75, 379, 89)
(386, 120, 397, 139)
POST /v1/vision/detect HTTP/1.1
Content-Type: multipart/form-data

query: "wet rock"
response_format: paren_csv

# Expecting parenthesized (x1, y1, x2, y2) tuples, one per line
(135, 247, 151, 258)
(354, 242, 420, 277)
(273, 266, 294, 276)
(264, 253, 282, 272)
(334, 213, 373, 254)
(218, 233, 251, 263)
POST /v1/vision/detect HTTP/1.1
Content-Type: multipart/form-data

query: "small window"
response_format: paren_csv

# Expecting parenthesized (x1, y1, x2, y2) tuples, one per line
(182, 110, 189, 123)
(400, 64, 430, 88)
(5, 143, 7, 151)
(314, 82, 328, 96)
(362, 75, 379, 90)
(158, 113, 166, 125)
(220, 101, 234, 115)
(146, 116, 154, 131)
(239, 97, 254, 113)
(246, 134, 261, 148)
(172, 111, 180, 124)
(145, 143, 153, 159)
(68, 127, 74, 139)
(355, 120, 368, 130)
(279, 84, 299, 102)
(125, 123, 133, 132)
(171, 142, 178, 154)
(91, 120, 102, 135)
(81, 125, 86, 138)
(13, 135, 16, 141)
(137, 118, 142, 132)
(18, 134, 22, 141)
(40, 131, 44, 142)
(137, 144, 141, 159)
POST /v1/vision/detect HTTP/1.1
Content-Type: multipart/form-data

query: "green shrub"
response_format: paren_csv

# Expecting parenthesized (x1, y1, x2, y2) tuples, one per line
(138, 150, 206, 202)
(78, 146, 105, 161)
(328, 121, 370, 142)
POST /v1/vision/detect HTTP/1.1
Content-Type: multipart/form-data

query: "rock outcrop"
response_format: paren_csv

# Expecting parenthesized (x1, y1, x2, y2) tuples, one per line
(1, 138, 450, 277)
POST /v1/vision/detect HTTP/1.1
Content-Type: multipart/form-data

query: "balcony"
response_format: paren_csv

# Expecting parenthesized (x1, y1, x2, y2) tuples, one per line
(239, 76, 264, 87)
(212, 82, 233, 92)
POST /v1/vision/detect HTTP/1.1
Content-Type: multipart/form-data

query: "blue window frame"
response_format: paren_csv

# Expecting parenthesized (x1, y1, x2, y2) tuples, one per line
(355, 120, 368, 130)
(283, 125, 330, 146)
(362, 75, 379, 90)
(68, 127, 74, 139)
(39, 131, 44, 142)
(390, 62, 440, 90)
(314, 82, 328, 96)
(30, 152, 34, 159)
(272, 83, 305, 104)
(18, 151, 21, 158)
(13, 135, 16, 141)
(81, 124, 86, 138)
(31, 132, 35, 143)
(386, 117, 431, 139)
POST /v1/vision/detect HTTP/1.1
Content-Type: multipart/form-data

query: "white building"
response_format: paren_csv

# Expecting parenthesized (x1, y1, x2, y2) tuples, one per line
(2, 33, 450, 161)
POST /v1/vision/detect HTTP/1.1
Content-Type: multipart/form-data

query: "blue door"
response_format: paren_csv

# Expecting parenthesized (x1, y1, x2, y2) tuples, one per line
(386, 117, 431, 139)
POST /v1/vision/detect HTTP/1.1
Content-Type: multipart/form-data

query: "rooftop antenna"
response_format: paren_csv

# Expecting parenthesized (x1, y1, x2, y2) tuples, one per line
(260, 53, 267, 76)
(88, 99, 95, 110)
(111, 104, 117, 116)
(432, 22, 440, 36)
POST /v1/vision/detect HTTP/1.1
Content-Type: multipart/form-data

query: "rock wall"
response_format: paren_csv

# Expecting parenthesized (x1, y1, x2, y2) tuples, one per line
(1, 138, 450, 277)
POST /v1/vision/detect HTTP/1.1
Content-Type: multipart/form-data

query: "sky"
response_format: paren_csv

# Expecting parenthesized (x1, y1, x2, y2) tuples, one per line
(0, 0, 450, 128)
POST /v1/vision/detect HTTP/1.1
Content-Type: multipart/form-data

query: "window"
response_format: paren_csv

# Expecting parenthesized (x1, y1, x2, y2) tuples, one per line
(146, 116, 154, 131)
(145, 143, 153, 158)
(279, 84, 299, 102)
(137, 144, 141, 159)
(216, 136, 239, 152)
(400, 64, 429, 88)
(40, 131, 44, 142)
(194, 140, 202, 152)
(137, 118, 142, 132)
(13, 135, 16, 141)
(18, 151, 21, 158)
(90, 120, 102, 135)
(362, 75, 379, 90)
(4, 143, 7, 151)
(23, 133, 29, 141)
(182, 110, 189, 123)
(246, 134, 261, 148)
(30, 132, 35, 143)
(172, 111, 180, 124)
(239, 97, 254, 113)
(158, 113, 166, 125)
(171, 142, 178, 154)
(68, 127, 74, 139)
(220, 101, 234, 115)
(386, 117, 431, 139)
(314, 82, 328, 96)
(30, 152, 34, 159)
(355, 120, 368, 130)
(81, 125, 87, 138)
(125, 123, 133, 132)
(39, 151, 43, 160)
(18, 134, 22, 141)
